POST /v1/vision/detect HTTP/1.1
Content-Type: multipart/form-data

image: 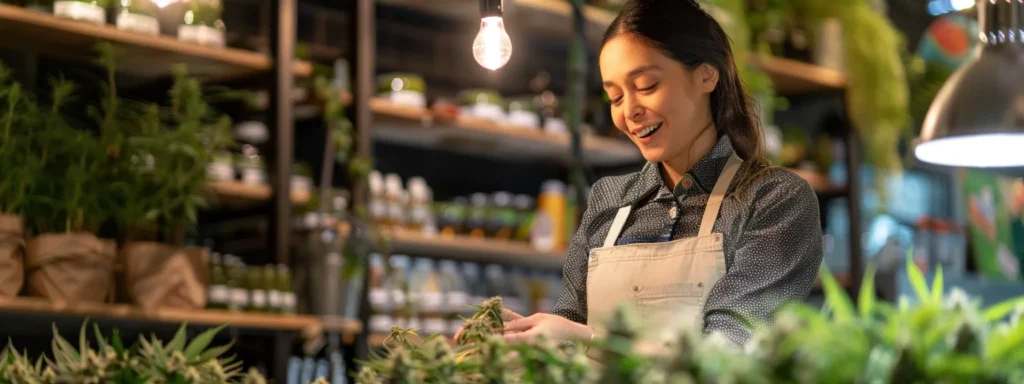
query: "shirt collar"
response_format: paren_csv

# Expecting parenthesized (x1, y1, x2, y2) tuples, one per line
(623, 134, 735, 204)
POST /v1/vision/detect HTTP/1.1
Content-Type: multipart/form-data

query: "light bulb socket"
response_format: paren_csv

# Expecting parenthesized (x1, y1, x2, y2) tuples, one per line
(979, 0, 1024, 46)
(480, 0, 503, 18)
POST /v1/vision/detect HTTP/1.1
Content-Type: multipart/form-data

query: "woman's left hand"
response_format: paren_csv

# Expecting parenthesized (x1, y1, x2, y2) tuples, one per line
(503, 313, 593, 344)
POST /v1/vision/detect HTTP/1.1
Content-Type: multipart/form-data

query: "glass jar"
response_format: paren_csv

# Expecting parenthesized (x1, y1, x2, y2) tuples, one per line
(116, 0, 159, 35)
(178, 0, 224, 47)
(53, 0, 107, 24)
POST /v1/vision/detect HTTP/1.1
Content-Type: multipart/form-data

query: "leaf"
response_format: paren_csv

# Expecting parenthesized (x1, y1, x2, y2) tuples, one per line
(859, 264, 877, 319)
(167, 323, 188, 352)
(905, 247, 931, 303)
(983, 297, 1024, 323)
(931, 265, 944, 304)
(111, 329, 125, 353)
(196, 341, 233, 363)
(987, 318, 1024, 359)
(820, 265, 854, 322)
(184, 324, 225, 359)
(51, 323, 80, 362)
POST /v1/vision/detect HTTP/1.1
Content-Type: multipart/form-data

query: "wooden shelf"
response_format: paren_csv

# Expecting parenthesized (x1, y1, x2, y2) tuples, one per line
(790, 168, 847, 196)
(203, 181, 311, 207)
(376, 0, 614, 43)
(0, 4, 312, 80)
(750, 55, 847, 95)
(0, 296, 361, 337)
(383, 227, 566, 271)
(371, 98, 642, 166)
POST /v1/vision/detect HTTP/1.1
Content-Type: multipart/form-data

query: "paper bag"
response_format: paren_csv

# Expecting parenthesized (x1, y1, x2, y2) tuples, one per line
(121, 242, 209, 311)
(0, 214, 25, 297)
(25, 233, 116, 303)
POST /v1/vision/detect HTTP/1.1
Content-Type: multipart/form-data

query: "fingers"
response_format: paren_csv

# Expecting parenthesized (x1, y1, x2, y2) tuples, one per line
(503, 314, 542, 333)
(502, 308, 524, 322)
(453, 326, 464, 342)
(503, 328, 536, 344)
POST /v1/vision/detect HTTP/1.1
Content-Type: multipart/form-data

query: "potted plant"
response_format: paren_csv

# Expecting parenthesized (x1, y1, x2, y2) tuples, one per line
(0, 63, 38, 298)
(116, 65, 234, 312)
(20, 71, 118, 304)
(52, 0, 109, 25)
(115, 0, 159, 35)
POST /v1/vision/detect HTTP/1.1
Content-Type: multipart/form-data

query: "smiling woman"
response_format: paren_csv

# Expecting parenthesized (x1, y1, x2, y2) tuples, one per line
(491, 0, 824, 348)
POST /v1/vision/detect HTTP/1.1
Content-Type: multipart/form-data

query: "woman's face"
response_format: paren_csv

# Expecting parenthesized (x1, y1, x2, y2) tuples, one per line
(599, 34, 718, 163)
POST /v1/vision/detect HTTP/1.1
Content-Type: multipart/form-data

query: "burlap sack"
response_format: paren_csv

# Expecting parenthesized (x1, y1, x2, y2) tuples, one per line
(25, 233, 116, 303)
(0, 214, 25, 297)
(121, 242, 208, 311)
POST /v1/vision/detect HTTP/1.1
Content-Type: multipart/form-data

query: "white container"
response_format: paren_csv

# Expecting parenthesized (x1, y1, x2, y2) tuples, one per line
(117, 11, 159, 35)
(54, 1, 105, 24)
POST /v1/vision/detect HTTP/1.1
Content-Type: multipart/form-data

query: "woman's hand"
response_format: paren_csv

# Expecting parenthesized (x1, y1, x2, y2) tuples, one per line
(453, 308, 524, 342)
(502, 313, 593, 344)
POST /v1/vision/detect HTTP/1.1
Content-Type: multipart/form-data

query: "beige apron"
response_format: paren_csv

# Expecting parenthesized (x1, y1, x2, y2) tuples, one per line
(586, 154, 742, 341)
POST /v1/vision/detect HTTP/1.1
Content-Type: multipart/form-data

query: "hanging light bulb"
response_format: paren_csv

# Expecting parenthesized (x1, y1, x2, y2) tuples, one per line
(473, 0, 512, 70)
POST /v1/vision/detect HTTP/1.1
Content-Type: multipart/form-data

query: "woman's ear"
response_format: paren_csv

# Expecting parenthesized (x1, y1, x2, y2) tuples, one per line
(696, 63, 719, 93)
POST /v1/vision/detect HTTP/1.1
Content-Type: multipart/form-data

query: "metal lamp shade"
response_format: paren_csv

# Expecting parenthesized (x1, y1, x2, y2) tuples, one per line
(916, 0, 1024, 171)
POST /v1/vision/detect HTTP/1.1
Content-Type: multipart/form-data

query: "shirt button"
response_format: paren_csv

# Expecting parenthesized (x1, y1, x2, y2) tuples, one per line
(668, 206, 678, 219)
(632, 285, 639, 292)
(589, 251, 597, 259)
(681, 176, 694, 189)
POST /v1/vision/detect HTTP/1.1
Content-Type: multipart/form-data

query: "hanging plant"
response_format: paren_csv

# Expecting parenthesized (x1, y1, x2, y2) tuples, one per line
(795, 0, 910, 174)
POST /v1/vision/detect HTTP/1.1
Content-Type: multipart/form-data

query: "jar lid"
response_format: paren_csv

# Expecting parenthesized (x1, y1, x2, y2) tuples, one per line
(541, 180, 566, 195)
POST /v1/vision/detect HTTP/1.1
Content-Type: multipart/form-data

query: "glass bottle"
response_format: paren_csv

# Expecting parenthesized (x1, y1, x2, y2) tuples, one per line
(265, 265, 282, 313)
(207, 253, 228, 310)
(277, 264, 297, 314)
(248, 266, 267, 313)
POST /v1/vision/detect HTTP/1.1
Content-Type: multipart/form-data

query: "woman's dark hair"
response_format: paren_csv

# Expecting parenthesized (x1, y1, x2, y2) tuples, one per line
(602, 0, 770, 186)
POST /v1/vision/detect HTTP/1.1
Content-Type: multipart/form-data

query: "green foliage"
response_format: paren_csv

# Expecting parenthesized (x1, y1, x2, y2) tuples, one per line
(361, 260, 1024, 383)
(0, 321, 263, 384)
(0, 44, 237, 237)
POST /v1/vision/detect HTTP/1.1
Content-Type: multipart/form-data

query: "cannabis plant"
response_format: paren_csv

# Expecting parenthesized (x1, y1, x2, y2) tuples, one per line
(0, 62, 41, 217)
(2, 320, 268, 384)
(360, 255, 1024, 384)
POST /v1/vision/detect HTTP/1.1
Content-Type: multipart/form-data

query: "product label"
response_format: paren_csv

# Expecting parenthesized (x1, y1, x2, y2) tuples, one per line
(251, 289, 267, 309)
(116, 12, 159, 35)
(423, 318, 448, 335)
(368, 289, 389, 309)
(268, 290, 282, 309)
(419, 292, 444, 312)
(206, 163, 235, 181)
(208, 285, 229, 305)
(391, 289, 406, 306)
(177, 25, 225, 47)
(369, 201, 388, 222)
(240, 168, 266, 185)
(54, 1, 105, 24)
(369, 315, 394, 333)
(281, 292, 297, 310)
(387, 90, 426, 109)
(232, 288, 249, 308)
(446, 291, 470, 312)
(507, 110, 540, 128)
(461, 104, 505, 122)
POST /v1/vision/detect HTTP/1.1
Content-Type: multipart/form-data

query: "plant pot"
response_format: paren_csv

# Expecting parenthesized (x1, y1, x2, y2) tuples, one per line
(25, 232, 116, 303)
(0, 214, 25, 297)
(120, 241, 209, 311)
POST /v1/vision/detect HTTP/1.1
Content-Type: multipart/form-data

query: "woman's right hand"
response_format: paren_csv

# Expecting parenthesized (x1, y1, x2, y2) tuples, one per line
(452, 308, 524, 342)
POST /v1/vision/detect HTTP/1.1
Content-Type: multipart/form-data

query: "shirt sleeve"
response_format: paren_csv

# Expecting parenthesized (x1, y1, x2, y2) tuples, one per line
(550, 183, 607, 324)
(702, 172, 823, 346)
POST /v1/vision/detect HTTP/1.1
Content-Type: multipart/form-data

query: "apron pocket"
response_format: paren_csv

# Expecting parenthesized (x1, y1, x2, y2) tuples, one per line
(634, 283, 704, 334)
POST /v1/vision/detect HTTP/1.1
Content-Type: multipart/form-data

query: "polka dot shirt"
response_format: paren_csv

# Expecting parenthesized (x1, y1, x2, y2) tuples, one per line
(552, 135, 824, 346)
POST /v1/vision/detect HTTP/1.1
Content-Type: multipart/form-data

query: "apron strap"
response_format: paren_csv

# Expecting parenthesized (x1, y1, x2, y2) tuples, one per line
(698, 154, 744, 237)
(603, 206, 632, 248)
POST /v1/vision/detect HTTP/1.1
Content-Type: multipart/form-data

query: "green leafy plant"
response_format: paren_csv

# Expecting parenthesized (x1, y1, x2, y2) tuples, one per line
(1, 321, 265, 384)
(359, 257, 1024, 383)
(0, 63, 40, 217)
